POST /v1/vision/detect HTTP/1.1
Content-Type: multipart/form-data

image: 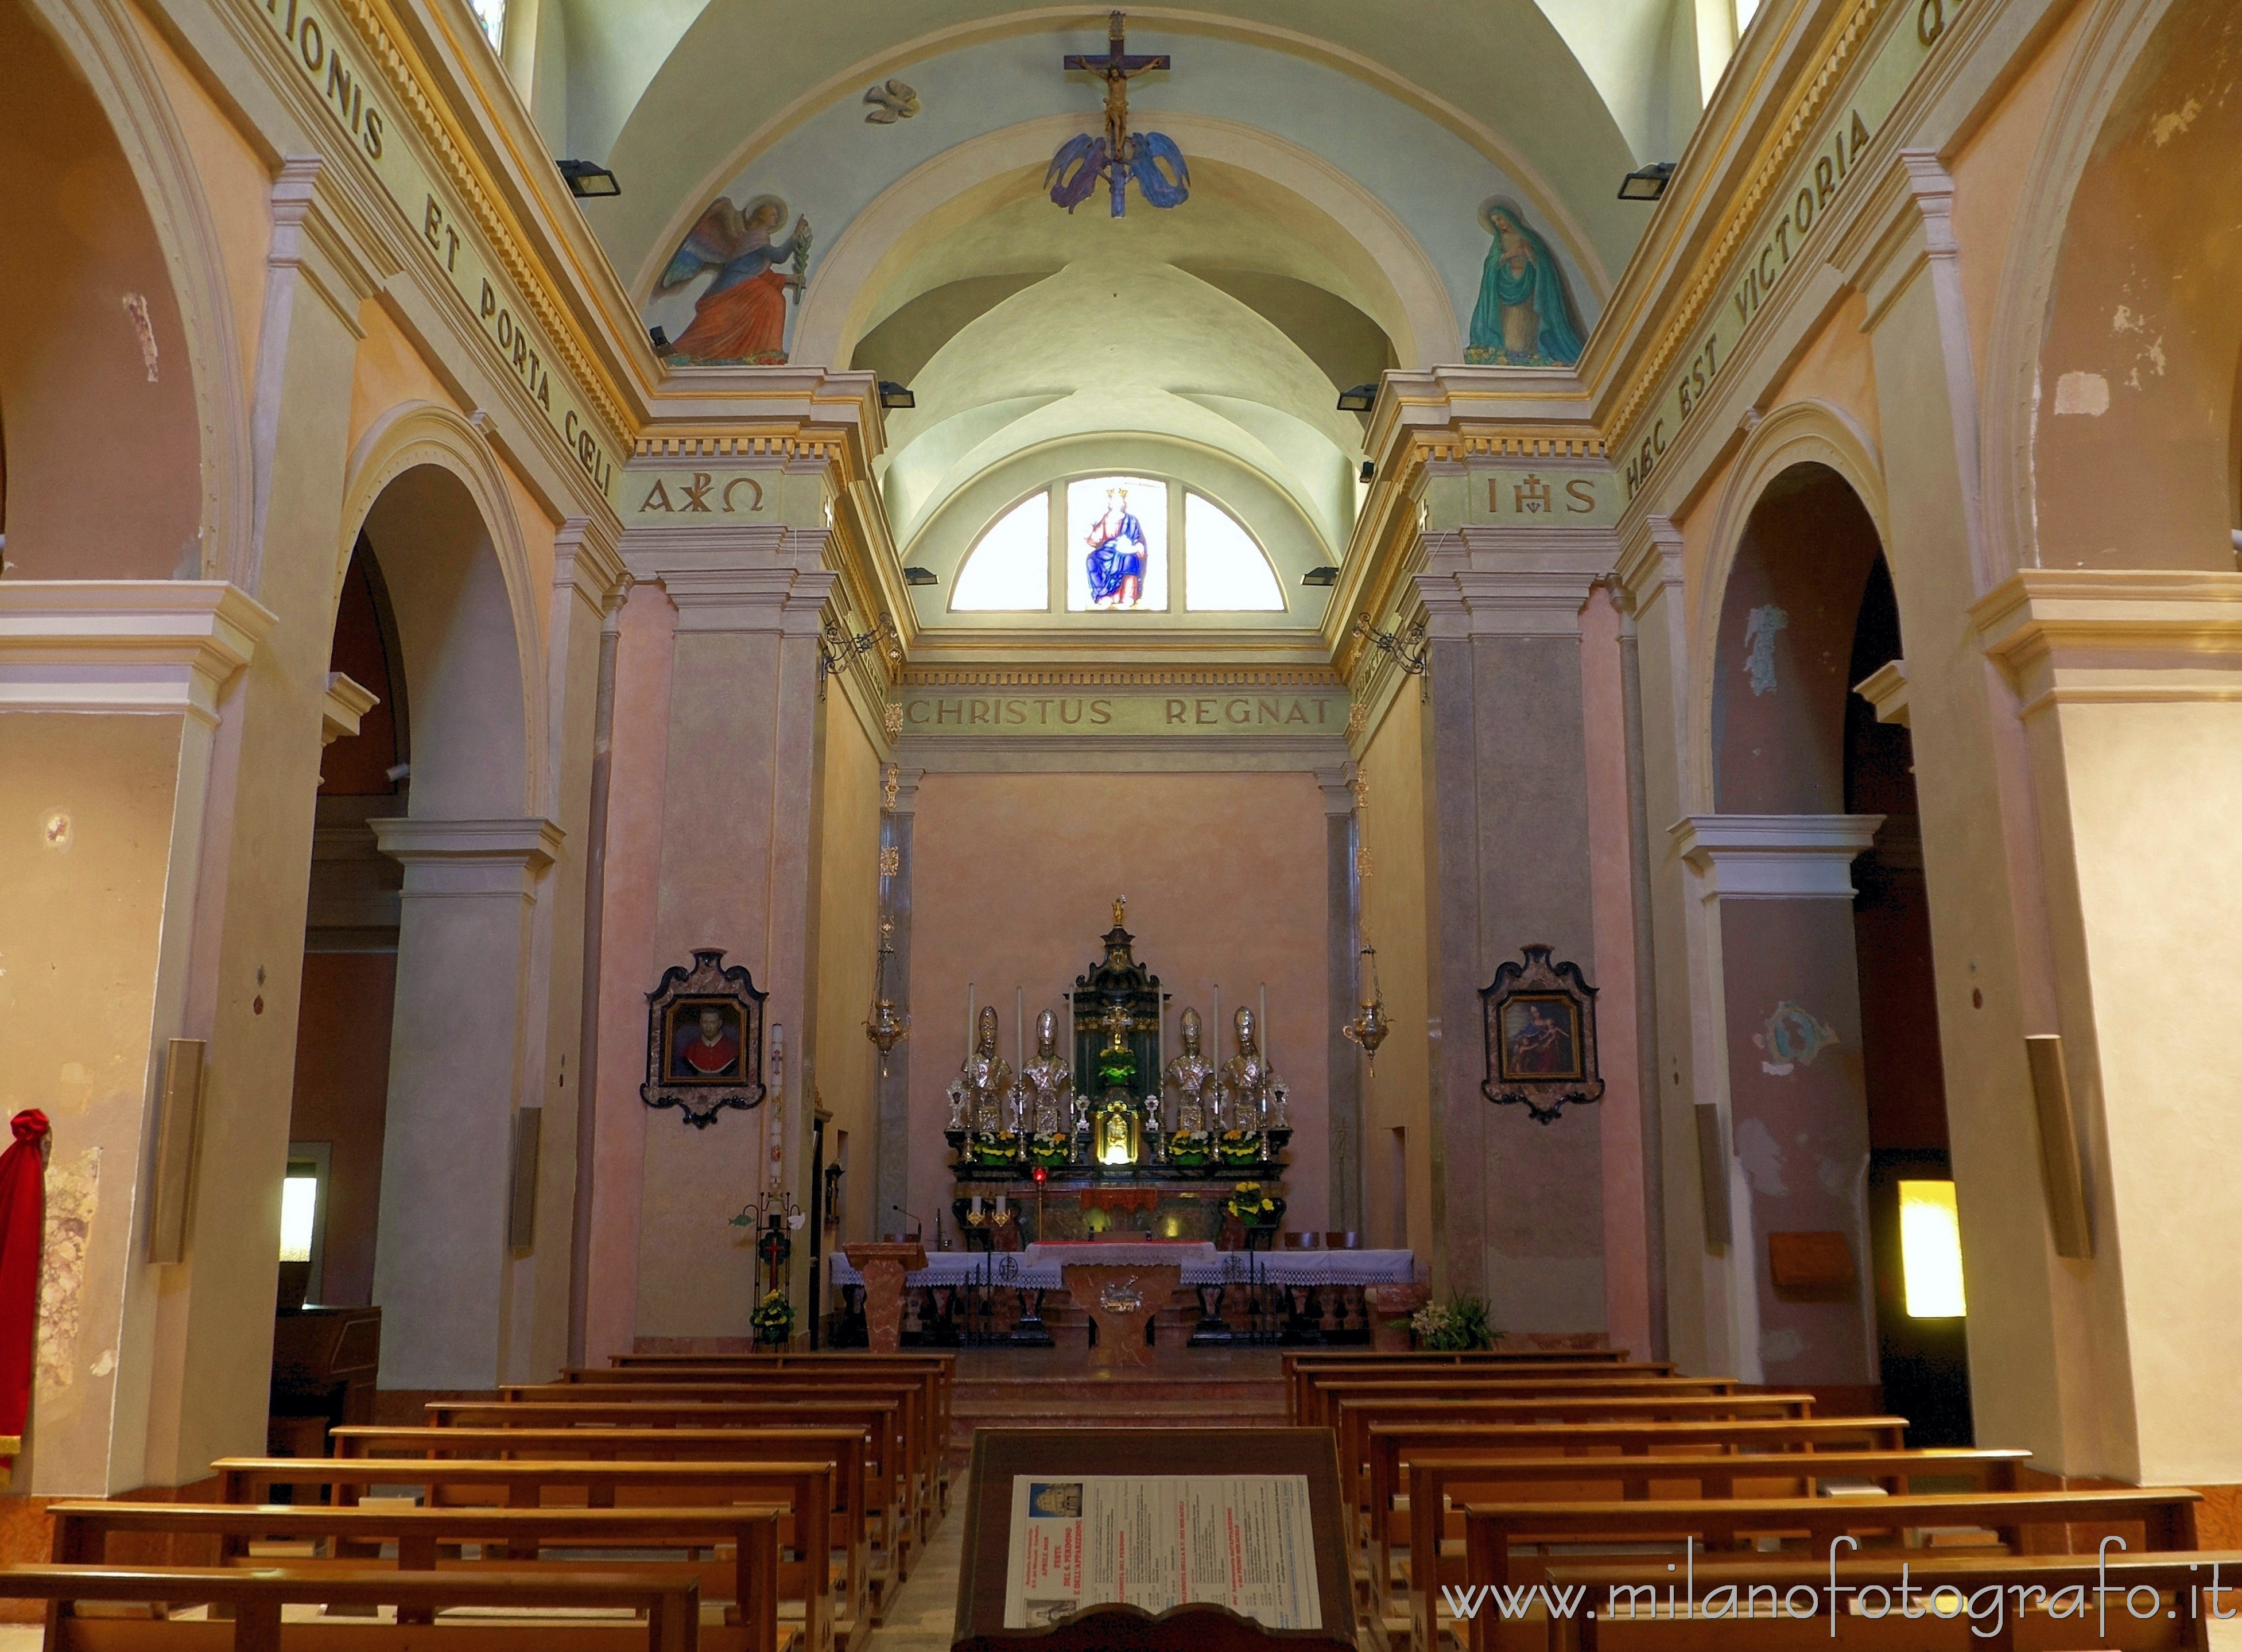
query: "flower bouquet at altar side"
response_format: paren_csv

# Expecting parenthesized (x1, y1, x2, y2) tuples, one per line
(1410, 1294, 1497, 1351)
(969, 1131, 1024, 1167)
(1166, 1129, 1212, 1166)
(1216, 1127, 1262, 1165)
(1029, 1131, 1072, 1168)
(751, 1289, 796, 1345)
(1225, 1181, 1283, 1227)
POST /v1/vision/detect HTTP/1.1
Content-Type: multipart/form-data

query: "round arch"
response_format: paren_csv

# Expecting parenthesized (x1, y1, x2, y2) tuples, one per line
(13, 0, 251, 579)
(1688, 398, 1887, 815)
(1977, 0, 2177, 580)
(338, 401, 545, 818)
(788, 113, 1460, 370)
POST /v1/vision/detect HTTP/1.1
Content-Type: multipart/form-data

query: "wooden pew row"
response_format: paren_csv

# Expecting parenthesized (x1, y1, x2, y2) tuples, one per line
(1301, 1376, 1747, 1436)
(1458, 1489, 2203, 1652)
(1284, 1356, 1672, 1424)
(3, 1562, 701, 1652)
(1538, 1550, 2242, 1651)
(330, 1427, 875, 1634)
(496, 1380, 934, 1551)
(1334, 1394, 1820, 1517)
(47, 1502, 779, 1652)
(561, 1363, 950, 1513)
(600, 1356, 956, 1507)
(1364, 1416, 1914, 1564)
(1393, 1449, 2031, 1650)
(213, 1459, 837, 1652)
(426, 1399, 914, 1587)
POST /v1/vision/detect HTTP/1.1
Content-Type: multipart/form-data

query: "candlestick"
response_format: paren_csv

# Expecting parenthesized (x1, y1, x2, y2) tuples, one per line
(1016, 986, 1025, 1069)
(967, 981, 975, 1054)
(972, 1195, 983, 1215)
(1212, 984, 1220, 1053)
(1260, 984, 1270, 1069)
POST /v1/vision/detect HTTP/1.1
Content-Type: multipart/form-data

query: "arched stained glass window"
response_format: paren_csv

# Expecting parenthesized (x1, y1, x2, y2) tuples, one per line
(1065, 478, 1168, 611)
(1184, 493, 1283, 611)
(952, 492, 1050, 610)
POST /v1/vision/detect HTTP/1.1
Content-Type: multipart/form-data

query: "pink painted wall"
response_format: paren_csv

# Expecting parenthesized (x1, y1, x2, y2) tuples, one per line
(906, 770, 1330, 1237)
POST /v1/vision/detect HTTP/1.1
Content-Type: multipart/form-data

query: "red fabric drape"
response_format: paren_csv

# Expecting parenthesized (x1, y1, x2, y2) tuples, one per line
(0, 1110, 51, 1443)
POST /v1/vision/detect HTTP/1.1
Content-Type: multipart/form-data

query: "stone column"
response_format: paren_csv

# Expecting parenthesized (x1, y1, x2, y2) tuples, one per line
(1975, 572, 2242, 1483)
(1320, 767, 1363, 1233)
(622, 494, 835, 1343)
(1842, 153, 2090, 1461)
(1671, 815, 1882, 1385)
(1417, 511, 1612, 1333)
(369, 819, 564, 1387)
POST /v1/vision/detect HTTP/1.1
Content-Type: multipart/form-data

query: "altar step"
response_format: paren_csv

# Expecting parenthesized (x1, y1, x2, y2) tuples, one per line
(947, 1363, 1289, 1463)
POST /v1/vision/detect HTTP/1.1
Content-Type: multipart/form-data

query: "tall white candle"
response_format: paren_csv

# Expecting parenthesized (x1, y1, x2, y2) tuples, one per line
(967, 981, 976, 1054)
(1016, 986, 1025, 1069)
(1260, 984, 1270, 1069)
(1212, 984, 1220, 1056)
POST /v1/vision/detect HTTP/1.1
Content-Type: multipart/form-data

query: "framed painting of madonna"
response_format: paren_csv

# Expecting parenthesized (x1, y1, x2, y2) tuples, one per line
(643, 948, 768, 1127)
(1480, 944, 1603, 1124)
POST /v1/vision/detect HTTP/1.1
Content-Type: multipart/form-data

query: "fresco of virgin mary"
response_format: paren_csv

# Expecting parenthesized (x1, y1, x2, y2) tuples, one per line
(1465, 196, 1586, 367)
(655, 193, 810, 364)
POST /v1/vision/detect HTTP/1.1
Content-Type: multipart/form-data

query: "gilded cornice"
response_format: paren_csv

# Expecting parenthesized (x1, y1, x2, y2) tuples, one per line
(1598, 0, 1889, 446)
(902, 667, 1342, 688)
(324, 0, 638, 445)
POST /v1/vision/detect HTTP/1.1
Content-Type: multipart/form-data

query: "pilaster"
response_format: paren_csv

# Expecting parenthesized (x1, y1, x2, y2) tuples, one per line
(369, 817, 563, 1389)
(1414, 515, 1610, 1333)
(1320, 766, 1363, 1232)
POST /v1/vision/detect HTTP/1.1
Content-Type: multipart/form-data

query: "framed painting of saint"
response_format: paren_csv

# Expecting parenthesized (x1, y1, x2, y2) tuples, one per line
(642, 948, 768, 1127)
(1480, 944, 1603, 1124)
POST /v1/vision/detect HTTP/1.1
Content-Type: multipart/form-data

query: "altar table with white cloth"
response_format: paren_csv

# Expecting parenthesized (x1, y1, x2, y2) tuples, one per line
(829, 1243, 1414, 1289)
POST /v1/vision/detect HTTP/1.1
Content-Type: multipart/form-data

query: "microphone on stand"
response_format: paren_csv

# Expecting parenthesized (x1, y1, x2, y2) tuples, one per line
(892, 1203, 924, 1242)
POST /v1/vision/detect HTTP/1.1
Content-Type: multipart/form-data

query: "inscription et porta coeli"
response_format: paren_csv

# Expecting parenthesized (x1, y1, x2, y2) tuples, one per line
(898, 690, 1349, 737)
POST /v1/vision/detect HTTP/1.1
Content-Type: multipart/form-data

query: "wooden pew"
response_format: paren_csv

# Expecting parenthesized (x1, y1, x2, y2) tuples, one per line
(1457, 1488, 2204, 1652)
(330, 1426, 874, 1635)
(1538, 1550, 2242, 1650)
(601, 1356, 956, 1506)
(1302, 1376, 1745, 1435)
(496, 1380, 934, 1549)
(1283, 1356, 1671, 1424)
(4, 1561, 701, 1652)
(1392, 1448, 2030, 1649)
(47, 1502, 778, 1652)
(567, 1363, 950, 1507)
(212, 1458, 837, 1652)
(426, 1398, 914, 1581)
(1363, 1416, 1914, 1564)
(1334, 1394, 1819, 1514)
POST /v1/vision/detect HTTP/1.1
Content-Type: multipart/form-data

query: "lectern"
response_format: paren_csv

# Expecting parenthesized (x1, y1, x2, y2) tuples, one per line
(841, 1239, 926, 1352)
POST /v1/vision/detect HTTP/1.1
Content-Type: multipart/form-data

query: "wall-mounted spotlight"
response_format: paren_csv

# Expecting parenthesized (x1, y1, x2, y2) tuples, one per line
(558, 160, 622, 199)
(647, 325, 671, 354)
(1618, 161, 1675, 201)
(1301, 567, 1340, 587)
(1359, 460, 1375, 484)
(878, 381, 917, 410)
(1336, 382, 1379, 413)
(902, 567, 939, 587)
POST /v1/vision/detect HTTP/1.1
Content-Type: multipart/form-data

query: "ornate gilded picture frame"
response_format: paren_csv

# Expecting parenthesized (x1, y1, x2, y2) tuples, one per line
(643, 948, 767, 1127)
(1480, 944, 1603, 1124)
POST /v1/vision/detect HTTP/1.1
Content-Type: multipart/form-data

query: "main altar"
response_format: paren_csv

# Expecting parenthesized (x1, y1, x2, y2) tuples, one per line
(942, 900, 1292, 1247)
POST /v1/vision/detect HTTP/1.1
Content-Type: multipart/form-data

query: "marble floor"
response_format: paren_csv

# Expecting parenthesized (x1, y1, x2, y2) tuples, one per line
(861, 1474, 969, 1651)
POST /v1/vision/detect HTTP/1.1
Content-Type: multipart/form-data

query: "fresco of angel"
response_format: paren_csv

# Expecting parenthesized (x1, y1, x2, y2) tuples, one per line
(655, 193, 810, 365)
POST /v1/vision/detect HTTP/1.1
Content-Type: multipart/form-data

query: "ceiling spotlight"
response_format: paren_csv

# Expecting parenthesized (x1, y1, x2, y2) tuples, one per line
(1336, 383, 1378, 414)
(558, 160, 621, 199)
(1359, 460, 1375, 484)
(878, 381, 917, 410)
(1619, 161, 1675, 201)
(902, 567, 939, 587)
(1302, 567, 1340, 587)
(647, 325, 670, 353)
